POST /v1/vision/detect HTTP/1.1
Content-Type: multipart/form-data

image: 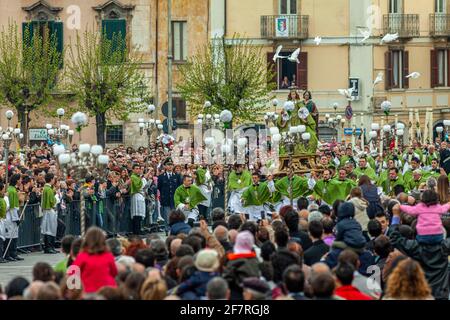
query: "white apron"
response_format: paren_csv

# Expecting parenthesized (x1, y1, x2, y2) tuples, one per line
(131, 193, 146, 218)
(228, 189, 247, 214)
(5, 207, 19, 239)
(41, 208, 58, 236)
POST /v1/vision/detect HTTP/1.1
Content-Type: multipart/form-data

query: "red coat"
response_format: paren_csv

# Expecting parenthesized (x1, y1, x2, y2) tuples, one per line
(72, 251, 118, 293)
(335, 285, 373, 300)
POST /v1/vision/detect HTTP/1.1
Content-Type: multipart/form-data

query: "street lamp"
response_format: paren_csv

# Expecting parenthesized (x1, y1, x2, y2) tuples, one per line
(138, 104, 163, 153)
(57, 112, 109, 236)
(1, 110, 22, 187)
(45, 108, 72, 145)
(436, 126, 444, 143)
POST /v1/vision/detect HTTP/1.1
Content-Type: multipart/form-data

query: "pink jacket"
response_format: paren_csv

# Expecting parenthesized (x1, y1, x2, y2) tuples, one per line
(399, 203, 450, 236)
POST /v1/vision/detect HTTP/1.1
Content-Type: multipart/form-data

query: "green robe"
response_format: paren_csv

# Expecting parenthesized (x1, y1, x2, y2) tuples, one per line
(367, 156, 376, 171)
(242, 182, 273, 207)
(7, 186, 19, 209)
(42, 184, 56, 210)
(313, 178, 356, 205)
(273, 176, 310, 203)
(130, 173, 143, 195)
(423, 152, 439, 166)
(0, 197, 6, 219)
(196, 168, 207, 185)
(407, 177, 426, 192)
(228, 170, 252, 191)
(354, 166, 376, 181)
(174, 184, 207, 210)
(379, 176, 405, 195)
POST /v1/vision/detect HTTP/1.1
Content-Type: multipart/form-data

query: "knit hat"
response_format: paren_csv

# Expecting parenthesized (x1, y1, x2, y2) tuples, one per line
(233, 231, 254, 254)
(194, 249, 219, 272)
(337, 202, 355, 220)
(308, 211, 324, 223)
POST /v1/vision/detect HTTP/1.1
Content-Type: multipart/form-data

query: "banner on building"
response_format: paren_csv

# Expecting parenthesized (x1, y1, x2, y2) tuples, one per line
(275, 17, 289, 37)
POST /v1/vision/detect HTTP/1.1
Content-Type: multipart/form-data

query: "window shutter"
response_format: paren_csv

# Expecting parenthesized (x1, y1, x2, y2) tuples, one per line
(385, 51, 393, 90)
(267, 52, 277, 88)
(49, 22, 64, 68)
(102, 19, 127, 61)
(297, 52, 308, 90)
(403, 51, 409, 89)
(431, 50, 438, 88)
(22, 22, 34, 47)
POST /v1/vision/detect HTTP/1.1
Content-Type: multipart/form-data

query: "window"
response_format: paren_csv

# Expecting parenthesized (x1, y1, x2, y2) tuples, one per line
(22, 21, 64, 68)
(431, 49, 450, 87)
(279, 0, 297, 14)
(102, 19, 127, 61)
(385, 50, 409, 89)
(389, 0, 402, 14)
(267, 51, 307, 90)
(172, 21, 187, 61)
(436, 0, 446, 13)
(173, 98, 187, 120)
(106, 125, 123, 143)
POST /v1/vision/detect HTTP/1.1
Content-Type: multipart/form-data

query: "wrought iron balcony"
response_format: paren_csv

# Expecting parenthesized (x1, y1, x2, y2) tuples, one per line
(430, 13, 450, 37)
(383, 14, 420, 38)
(260, 15, 309, 40)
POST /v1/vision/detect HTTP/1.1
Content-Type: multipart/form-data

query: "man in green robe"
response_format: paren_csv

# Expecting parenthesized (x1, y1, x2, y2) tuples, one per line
(3, 174, 23, 261)
(41, 173, 58, 254)
(194, 167, 212, 221)
(130, 164, 145, 235)
(174, 175, 207, 226)
(227, 164, 252, 214)
(241, 172, 275, 220)
(423, 145, 440, 167)
(309, 168, 356, 206)
(353, 156, 377, 181)
(379, 167, 405, 196)
(402, 157, 421, 188)
(273, 173, 310, 211)
(407, 170, 427, 192)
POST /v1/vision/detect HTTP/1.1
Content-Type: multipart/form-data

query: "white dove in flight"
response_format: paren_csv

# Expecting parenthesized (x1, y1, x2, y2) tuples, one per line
(272, 45, 287, 62)
(359, 29, 371, 43)
(380, 33, 399, 44)
(338, 87, 355, 101)
(406, 72, 421, 79)
(288, 48, 301, 64)
(373, 72, 384, 87)
(314, 36, 322, 45)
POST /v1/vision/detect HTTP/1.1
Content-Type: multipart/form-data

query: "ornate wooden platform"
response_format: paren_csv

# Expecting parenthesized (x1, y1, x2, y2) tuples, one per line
(276, 154, 322, 176)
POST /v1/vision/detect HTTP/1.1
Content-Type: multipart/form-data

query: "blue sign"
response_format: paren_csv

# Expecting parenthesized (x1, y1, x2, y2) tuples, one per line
(345, 105, 353, 120)
(344, 128, 362, 135)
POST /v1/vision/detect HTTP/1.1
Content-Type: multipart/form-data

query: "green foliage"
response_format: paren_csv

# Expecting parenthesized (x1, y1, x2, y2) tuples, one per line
(0, 21, 61, 112)
(178, 34, 276, 124)
(64, 29, 148, 122)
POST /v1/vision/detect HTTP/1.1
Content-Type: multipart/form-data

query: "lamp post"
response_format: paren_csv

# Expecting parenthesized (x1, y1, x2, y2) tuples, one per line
(62, 111, 109, 236)
(45, 108, 73, 146)
(138, 104, 163, 153)
(217, 109, 233, 213)
(436, 125, 444, 143)
(1, 110, 22, 187)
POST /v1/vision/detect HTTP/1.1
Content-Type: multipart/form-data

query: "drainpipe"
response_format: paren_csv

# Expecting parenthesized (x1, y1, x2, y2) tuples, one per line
(155, 0, 159, 115)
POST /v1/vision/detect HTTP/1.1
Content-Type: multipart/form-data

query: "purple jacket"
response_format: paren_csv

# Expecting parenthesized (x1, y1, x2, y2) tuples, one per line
(400, 203, 450, 236)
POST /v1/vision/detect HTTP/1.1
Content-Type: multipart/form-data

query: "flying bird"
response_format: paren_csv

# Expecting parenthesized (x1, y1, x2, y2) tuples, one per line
(406, 72, 421, 79)
(338, 87, 356, 101)
(359, 29, 371, 43)
(288, 48, 301, 64)
(380, 33, 399, 44)
(314, 36, 322, 46)
(272, 45, 287, 62)
(373, 72, 384, 87)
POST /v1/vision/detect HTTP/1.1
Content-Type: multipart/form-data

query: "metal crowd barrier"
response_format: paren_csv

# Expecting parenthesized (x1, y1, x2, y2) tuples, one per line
(16, 185, 227, 249)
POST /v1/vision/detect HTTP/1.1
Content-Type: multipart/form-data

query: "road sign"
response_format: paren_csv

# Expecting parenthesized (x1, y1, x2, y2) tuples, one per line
(345, 105, 353, 120)
(344, 128, 362, 135)
(161, 101, 177, 117)
(29, 128, 48, 141)
(162, 118, 177, 133)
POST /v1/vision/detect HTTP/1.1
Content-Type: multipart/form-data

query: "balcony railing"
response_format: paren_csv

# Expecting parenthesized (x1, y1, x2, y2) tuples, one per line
(430, 13, 450, 37)
(260, 15, 309, 40)
(383, 14, 420, 38)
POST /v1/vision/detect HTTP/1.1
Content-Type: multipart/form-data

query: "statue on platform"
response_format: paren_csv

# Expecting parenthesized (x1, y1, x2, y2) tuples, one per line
(276, 87, 318, 155)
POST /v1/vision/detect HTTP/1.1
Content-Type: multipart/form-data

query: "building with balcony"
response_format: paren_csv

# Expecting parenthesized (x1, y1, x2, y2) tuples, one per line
(209, 0, 450, 143)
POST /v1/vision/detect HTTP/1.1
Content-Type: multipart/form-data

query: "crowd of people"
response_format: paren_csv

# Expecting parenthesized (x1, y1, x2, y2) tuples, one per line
(1, 121, 450, 300)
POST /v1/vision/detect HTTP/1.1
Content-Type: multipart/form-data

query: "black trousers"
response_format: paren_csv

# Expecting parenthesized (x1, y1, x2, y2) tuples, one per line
(198, 205, 209, 222)
(0, 237, 4, 259)
(4, 238, 18, 258)
(132, 216, 143, 235)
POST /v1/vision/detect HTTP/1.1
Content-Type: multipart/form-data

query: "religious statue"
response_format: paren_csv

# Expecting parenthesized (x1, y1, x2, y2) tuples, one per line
(275, 88, 318, 155)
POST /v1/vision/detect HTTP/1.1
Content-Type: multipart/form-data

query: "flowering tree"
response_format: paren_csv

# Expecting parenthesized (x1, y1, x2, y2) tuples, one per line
(178, 35, 276, 125)
(0, 21, 61, 143)
(65, 29, 148, 147)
